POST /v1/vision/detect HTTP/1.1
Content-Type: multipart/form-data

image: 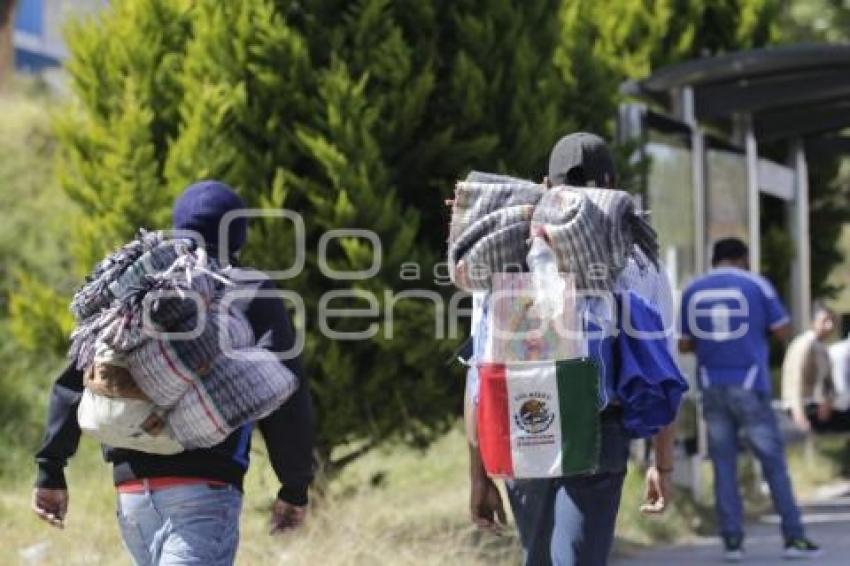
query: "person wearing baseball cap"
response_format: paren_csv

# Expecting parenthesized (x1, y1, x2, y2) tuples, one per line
(547, 131, 618, 188)
(468, 133, 679, 565)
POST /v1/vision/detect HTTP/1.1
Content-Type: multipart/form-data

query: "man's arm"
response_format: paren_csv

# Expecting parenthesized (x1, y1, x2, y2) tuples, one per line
(260, 383, 314, 534)
(829, 344, 849, 400)
(642, 423, 674, 514)
(468, 440, 506, 530)
(762, 277, 792, 343)
(771, 322, 792, 343)
(257, 386, 315, 505)
(652, 424, 675, 472)
(789, 343, 815, 430)
(34, 363, 84, 489)
(464, 366, 506, 529)
(812, 346, 836, 426)
(677, 285, 695, 354)
(466, 386, 506, 530)
(646, 269, 677, 514)
(245, 279, 315, 509)
(32, 362, 84, 528)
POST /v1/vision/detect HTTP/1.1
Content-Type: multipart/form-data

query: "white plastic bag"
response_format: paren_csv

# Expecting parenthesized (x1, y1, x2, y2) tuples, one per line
(77, 390, 183, 455)
(487, 272, 581, 362)
(526, 236, 566, 320)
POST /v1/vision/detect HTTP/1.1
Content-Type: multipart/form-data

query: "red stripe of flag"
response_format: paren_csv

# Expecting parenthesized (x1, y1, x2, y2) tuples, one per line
(477, 363, 513, 477)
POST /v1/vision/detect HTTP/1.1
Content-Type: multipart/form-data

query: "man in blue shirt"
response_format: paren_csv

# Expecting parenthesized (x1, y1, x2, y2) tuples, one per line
(679, 237, 819, 561)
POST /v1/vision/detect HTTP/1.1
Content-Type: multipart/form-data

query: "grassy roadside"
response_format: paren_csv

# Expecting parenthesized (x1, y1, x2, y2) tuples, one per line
(4, 428, 520, 566)
(3, 403, 846, 565)
(615, 434, 849, 558)
(4, 326, 836, 563)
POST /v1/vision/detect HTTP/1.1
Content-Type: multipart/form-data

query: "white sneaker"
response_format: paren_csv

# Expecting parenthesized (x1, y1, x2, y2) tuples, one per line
(783, 537, 822, 560)
(723, 536, 744, 562)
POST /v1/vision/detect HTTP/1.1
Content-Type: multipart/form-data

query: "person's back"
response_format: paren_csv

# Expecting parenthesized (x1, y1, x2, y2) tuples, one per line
(681, 266, 788, 392)
(99, 266, 311, 491)
(464, 132, 679, 566)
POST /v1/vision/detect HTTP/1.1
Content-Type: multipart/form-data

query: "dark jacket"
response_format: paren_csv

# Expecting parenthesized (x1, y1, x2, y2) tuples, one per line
(34, 270, 314, 505)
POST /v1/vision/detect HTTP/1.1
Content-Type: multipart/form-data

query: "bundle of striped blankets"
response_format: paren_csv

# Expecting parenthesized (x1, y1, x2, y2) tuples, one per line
(69, 230, 297, 451)
(447, 171, 658, 291)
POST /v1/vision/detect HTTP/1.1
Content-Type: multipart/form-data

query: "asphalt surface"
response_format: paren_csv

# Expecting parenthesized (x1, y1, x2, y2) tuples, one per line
(615, 483, 850, 565)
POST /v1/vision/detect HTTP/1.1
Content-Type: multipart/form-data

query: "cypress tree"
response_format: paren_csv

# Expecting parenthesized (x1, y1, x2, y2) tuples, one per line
(22, 0, 841, 467)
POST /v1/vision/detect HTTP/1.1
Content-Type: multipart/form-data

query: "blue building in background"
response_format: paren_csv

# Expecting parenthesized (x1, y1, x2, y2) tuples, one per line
(13, 0, 103, 72)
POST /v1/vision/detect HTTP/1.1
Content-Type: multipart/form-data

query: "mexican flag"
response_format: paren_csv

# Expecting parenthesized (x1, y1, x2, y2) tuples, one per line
(477, 359, 600, 478)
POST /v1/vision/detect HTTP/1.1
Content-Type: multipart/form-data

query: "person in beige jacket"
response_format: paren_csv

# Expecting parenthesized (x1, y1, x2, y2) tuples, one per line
(781, 304, 840, 432)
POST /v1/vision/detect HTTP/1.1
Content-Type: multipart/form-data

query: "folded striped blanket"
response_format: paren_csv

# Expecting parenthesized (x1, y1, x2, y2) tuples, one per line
(447, 173, 658, 291)
(170, 347, 297, 449)
(69, 234, 203, 368)
(448, 179, 542, 290)
(68, 230, 297, 451)
(531, 187, 658, 290)
(127, 304, 255, 407)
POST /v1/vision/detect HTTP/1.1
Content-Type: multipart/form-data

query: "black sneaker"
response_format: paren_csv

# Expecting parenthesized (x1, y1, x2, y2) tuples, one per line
(723, 536, 744, 562)
(783, 537, 822, 559)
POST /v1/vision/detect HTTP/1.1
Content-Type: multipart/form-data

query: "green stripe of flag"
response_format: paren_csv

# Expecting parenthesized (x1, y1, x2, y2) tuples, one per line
(556, 359, 601, 475)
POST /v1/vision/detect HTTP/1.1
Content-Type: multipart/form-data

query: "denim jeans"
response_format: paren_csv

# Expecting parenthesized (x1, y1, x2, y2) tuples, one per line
(702, 386, 804, 541)
(116, 482, 243, 566)
(505, 411, 630, 566)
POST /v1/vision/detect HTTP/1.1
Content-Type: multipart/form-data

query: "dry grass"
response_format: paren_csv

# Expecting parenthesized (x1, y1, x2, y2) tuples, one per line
(3, 428, 520, 566)
(4, 426, 846, 565)
(236, 429, 520, 566)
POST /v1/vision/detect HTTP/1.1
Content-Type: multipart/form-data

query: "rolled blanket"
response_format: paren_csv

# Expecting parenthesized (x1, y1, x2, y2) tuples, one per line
(107, 241, 183, 302)
(450, 205, 536, 290)
(448, 172, 543, 245)
(69, 236, 228, 369)
(448, 176, 544, 291)
(127, 304, 255, 407)
(68, 229, 299, 453)
(70, 230, 166, 320)
(531, 187, 658, 290)
(446, 172, 658, 291)
(169, 347, 298, 449)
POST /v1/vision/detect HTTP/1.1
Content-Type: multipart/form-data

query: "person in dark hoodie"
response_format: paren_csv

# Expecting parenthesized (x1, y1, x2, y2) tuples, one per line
(31, 180, 314, 565)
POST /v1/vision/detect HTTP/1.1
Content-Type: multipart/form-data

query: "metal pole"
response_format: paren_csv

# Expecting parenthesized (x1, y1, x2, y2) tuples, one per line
(679, 86, 710, 487)
(744, 114, 761, 272)
(789, 139, 811, 331)
(681, 87, 707, 273)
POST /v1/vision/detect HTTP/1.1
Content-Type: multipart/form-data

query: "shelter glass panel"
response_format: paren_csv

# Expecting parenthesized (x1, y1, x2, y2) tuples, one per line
(645, 132, 695, 292)
(707, 148, 749, 246)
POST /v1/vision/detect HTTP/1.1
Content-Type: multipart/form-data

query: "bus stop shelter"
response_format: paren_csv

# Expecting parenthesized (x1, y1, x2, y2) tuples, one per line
(620, 43, 850, 332)
(619, 43, 850, 496)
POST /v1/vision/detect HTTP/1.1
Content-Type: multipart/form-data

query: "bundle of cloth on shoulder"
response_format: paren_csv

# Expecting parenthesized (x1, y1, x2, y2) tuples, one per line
(450, 172, 688, 439)
(69, 230, 296, 454)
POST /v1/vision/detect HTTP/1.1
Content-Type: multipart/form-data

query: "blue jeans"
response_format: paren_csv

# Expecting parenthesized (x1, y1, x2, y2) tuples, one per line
(116, 482, 242, 566)
(506, 411, 630, 566)
(702, 386, 804, 541)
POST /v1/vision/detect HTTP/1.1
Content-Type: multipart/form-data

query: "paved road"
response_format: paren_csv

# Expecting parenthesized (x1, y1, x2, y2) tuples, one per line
(616, 483, 850, 565)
